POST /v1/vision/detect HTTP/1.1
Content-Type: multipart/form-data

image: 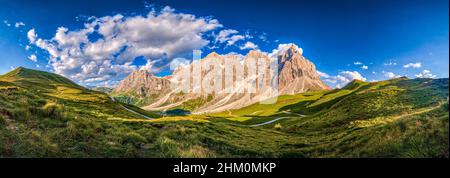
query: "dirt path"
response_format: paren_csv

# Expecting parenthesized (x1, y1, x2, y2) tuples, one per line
(281, 110, 306, 117)
(391, 103, 444, 121)
(250, 111, 307, 127)
(250, 117, 291, 127)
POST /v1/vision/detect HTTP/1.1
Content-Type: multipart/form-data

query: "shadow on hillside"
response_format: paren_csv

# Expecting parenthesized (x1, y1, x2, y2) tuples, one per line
(277, 93, 351, 115)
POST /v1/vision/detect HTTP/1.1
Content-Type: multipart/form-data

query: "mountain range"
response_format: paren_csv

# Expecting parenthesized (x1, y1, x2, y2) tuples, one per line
(112, 45, 330, 114)
(0, 57, 448, 158)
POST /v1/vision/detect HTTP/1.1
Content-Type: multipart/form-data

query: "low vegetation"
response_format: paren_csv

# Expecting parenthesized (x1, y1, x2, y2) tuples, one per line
(0, 67, 448, 158)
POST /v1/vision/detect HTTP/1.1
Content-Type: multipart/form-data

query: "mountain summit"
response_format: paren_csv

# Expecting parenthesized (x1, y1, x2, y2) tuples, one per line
(112, 69, 171, 106)
(277, 45, 330, 94)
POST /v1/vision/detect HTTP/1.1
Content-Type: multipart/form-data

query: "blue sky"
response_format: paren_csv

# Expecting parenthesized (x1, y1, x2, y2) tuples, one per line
(0, 0, 448, 88)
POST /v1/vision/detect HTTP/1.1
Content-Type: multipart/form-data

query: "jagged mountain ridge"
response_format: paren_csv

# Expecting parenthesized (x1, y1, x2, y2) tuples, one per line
(113, 44, 330, 113)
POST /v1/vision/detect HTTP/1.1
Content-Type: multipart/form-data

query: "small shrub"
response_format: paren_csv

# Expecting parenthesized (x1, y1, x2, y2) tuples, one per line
(155, 136, 179, 157)
(181, 145, 215, 158)
(42, 101, 64, 119)
(122, 132, 147, 147)
(274, 123, 282, 130)
(0, 115, 5, 127)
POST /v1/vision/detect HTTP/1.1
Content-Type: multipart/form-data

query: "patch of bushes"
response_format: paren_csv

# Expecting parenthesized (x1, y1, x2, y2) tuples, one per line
(122, 132, 147, 147)
(41, 101, 65, 119)
(154, 136, 180, 157)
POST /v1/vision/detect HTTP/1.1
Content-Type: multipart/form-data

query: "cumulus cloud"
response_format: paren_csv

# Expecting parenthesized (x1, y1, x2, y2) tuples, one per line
(240, 41, 258, 50)
(214, 29, 251, 47)
(339, 71, 367, 81)
(215, 29, 238, 43)
(415, 70, 437, 78)
(27, 6, 223, 85)
(27, 29, 37, 43)
(27, 54, 37, 62)
(383, 71, 402, 79)
(15, 22, 25, 28)
(169, 57, 191, 70)
(316, 70, 330, 78)
(403, 62, 422, 68)
(140, 60, 154, 72)
(361, 65, 368, 70)
(227, 35, 245, 46)
(318, 70, 366, 88)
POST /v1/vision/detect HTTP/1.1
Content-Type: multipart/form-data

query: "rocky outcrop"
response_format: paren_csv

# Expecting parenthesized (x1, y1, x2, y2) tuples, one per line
(112, 70, 171, 106)
(277, 45, 331, 94)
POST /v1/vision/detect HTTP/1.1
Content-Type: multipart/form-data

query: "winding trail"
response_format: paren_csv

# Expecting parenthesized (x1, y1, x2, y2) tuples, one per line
(250, 117, 291, 127)
(110, 97, 153, 119)
(250, 111, 307, 127)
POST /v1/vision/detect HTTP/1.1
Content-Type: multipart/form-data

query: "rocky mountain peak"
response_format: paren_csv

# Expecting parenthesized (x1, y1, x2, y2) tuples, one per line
(112, 69, 170, 98)
(246, 50, 266, 58)
(204, 52, 222, 59)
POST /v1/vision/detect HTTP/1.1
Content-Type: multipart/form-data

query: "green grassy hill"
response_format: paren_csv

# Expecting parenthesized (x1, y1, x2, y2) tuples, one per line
(205, 77, 448, 157)
(0, 67, 448, 157)
(0, 67, 163, 157)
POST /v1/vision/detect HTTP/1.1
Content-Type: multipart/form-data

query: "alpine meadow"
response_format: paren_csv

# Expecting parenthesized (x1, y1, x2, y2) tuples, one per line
(0, 0, 448, 158)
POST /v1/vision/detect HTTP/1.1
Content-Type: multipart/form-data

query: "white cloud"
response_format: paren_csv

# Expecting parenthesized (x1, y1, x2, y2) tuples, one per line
(27, 6, 223, 85)
(15, 22, 25, 28)
(169, 57, 191, 70)
(383, 61, 397, 66)
(353, 61, 363, 65)
(415, 70, 437, 78)
(214, 29, 249, 46)
(215, 29, 238, 43)
(227, 35, 245, 46)
(269, 43, 303, 57)
(403, 62, 422, 68)
(361, 65, 368, 70)
(317, 70, 330, 78)
(27, 29, 37, 43)
(140, 59, 154, 72)
(383, 71, 401, 79)
(318, 70, 366, 88)
(339, 71, 367, 82)
(27, 54, 37, 62)
(25, 45, 31, 51)
(240, 41, 258, 50)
